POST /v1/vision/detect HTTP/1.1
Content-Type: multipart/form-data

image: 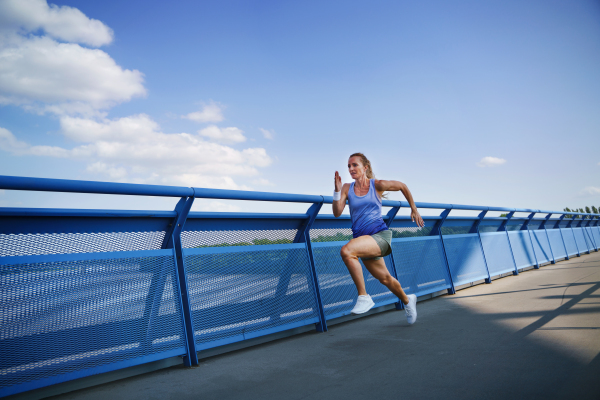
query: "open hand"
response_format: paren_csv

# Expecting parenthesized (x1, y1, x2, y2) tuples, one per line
(334, 171, 342, 192)
(411, 209, 425, 228)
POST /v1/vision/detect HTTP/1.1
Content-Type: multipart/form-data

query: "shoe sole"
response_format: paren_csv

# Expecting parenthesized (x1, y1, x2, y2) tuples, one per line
(351, 302, 375, 315)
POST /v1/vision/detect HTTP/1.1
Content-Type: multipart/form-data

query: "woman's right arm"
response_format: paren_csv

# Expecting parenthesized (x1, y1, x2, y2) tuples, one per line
(333, 171, 348, 217)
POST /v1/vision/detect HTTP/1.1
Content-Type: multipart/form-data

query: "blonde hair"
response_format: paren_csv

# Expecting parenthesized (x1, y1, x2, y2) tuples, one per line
(349, 152, 376, 179)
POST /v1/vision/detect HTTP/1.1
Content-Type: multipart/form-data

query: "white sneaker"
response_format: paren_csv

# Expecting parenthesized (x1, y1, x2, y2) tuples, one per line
(405, 294, 417, 324)
(351, 295, 375, 314)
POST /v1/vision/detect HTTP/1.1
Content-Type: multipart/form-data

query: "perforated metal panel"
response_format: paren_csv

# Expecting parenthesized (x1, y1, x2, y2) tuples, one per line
(181, 229, 297, 248)
(584, 227, 596, 250)
(530, 229, 552, 264)
(442, 234, 488, 286)
(480, 232, 516, 276)
(309, 228, 353, 242)
(0, 232, 166, 257)
(508, 231, 536, 268)
(391, 236, 451, 297)
(561, 229, 578, 256)
(547, 230, 566, 260)
(389, 226, 433, 238)
(0, 250, 186, 396)
(572, 228, 589, 254)
(311, 242, 397, 320)
(592, 227, 600, 250)
(183, 244, 319, 350)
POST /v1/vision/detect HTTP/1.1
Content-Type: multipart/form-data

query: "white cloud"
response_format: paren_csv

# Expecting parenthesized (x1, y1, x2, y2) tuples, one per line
(0, 36, 146, 116)
(477, 156, 506, 168)
(1, 116, 272, 189)
(0, 0, 113, 47)
(183, 102, 224, 123)
(252, 178, 275, 186)
(259, 128, 274, 140)
(580, 186, 600, 196)
(198, 125, 246, 144)
(0, 1, 145, 116)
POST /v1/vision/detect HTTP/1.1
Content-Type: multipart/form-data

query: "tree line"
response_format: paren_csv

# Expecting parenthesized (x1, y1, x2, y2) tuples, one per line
(563, 206, 599, 218)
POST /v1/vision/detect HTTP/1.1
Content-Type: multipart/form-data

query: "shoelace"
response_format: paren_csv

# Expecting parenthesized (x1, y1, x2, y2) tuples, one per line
(405, 303, 412, 316)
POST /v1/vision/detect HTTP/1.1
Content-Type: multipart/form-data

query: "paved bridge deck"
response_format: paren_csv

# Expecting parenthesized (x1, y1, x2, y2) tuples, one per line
(47, 252, 600, 400)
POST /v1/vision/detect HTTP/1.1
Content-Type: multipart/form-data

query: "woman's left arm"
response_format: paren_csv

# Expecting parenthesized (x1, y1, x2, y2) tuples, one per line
(375, 180, 425, 227)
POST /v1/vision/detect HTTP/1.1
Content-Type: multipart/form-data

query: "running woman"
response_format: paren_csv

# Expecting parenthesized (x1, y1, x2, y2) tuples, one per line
(333, 153, 425, 324)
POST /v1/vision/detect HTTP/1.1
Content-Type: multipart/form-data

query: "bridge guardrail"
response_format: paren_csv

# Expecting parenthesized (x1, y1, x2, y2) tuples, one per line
(0, 175, 599, 397)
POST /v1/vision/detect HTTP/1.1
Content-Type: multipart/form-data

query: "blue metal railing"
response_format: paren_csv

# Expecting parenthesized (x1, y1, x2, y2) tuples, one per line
(1, 175, 599, 397)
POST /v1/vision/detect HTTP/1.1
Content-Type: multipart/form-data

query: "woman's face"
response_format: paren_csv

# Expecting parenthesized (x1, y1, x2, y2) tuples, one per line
(348, 156, 366, 180)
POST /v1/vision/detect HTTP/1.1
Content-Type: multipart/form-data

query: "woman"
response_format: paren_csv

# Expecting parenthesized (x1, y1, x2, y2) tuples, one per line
(333, 152, 424, 324)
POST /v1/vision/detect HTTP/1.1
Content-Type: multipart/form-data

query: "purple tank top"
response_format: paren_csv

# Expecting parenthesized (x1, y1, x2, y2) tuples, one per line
(347, 179, 388, 238)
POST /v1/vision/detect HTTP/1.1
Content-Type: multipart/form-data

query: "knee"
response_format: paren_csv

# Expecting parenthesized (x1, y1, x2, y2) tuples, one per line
(378, 273, 393, 287)
(340, 245, 353, 260)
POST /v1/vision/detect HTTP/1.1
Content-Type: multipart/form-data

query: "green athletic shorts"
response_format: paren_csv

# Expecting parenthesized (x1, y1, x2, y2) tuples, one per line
(360, 229, 392, 261)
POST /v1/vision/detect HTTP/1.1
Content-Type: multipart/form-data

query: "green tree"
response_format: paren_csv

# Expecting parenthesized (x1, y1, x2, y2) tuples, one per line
(585, 206, 591, 214)
(564, 207, 572, 218)
(592, 206, 599, 214)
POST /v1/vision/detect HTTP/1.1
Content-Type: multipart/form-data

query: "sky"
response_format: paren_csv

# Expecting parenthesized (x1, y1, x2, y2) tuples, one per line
(0, 0, 599, 216)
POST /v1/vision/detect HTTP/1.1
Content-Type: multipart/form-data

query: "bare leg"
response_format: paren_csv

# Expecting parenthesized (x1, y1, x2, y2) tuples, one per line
(362, 257, 409, 305)
(340, 236, 391, 297)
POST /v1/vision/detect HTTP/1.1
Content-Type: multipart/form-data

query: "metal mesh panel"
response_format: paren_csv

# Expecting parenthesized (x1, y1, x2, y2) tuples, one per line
(558, 220, 570, 228)
(183, 246, 319, 350)
(572, 228, 589, 253)
(561, 229, 579, 256)
(389, 226, 433, 238)
(181, 229, 297, 248)
(0, 252, 185, 393)
(480, 232, 516, 276)
(584, 227, 596, 250)
(392, 237, 451, 297)
(506, 221, 525, 231)
(530, 230, 552, 264)
(441, 225, 471, 235)
(592, 227, 600, 250)
(309, 228, 353, 242)
(0, 232, 166, 257)
(442, 234, 488, 286)
(312, 243, 397, 320)
(508, 231, 536, 268)
(547, 230, 567, 260)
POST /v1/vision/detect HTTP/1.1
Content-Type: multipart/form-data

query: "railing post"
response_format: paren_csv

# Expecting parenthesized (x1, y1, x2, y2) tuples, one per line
(142, 197, 189, 354)
(541, 213, 556, 264)
(522, 212, 540, 269)
(567, 215, 581, 257)
(168, 196, 198, 367)
(556, 214, 569, 260)
(295, 201, 328, 332)
(584, 216, 598, 251)
(383, 206, 403, 309)
(430, 208, 455, 294)
(499, 211, 519, 275)
(470, 210, 492, 283)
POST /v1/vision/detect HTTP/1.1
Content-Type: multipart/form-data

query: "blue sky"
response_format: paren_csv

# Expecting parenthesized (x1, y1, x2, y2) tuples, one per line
(0, 0, 599, 215)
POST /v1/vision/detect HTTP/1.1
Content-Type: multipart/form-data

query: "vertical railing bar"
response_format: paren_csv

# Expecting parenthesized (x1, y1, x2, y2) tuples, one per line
(522, 212, 540, 269)
(431, 208, 455, 294)
(569, 216, 582, 257)
(471, 210, 492, 283)
(169, 196, 198, 366)
(500, 211, 519, 275)
(542, 213, 556, 264)
(142, 197, 188, 353)
(556, 214, 569, 260)
(298, 201, 328, 332)
(384, 206, 402, 309)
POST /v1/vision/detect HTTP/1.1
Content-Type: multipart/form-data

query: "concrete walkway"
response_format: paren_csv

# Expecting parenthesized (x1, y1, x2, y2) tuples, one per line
(49, 252, 600, 400)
